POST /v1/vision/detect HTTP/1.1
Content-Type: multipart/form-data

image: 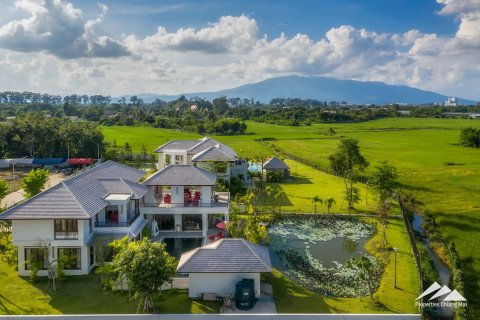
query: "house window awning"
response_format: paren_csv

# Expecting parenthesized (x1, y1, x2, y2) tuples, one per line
(67, 158, 95, 165)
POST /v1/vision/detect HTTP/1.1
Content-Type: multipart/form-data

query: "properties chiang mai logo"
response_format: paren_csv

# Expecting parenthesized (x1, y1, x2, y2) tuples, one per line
(416, 282, 467, 308)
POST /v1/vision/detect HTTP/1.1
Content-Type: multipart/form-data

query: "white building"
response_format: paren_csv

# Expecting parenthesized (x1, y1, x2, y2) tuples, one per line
(0, 161, 149, 276)
(1, 160, 232, 276)
(177, 238, 272, 298)
(141, 164, 230, 239)
(444, 97, 457, 107)
(154, 137, 250, 185)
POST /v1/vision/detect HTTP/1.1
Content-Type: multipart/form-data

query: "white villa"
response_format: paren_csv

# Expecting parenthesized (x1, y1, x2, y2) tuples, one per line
(1, 159, 231, 276)
(154, 136, 250, 185)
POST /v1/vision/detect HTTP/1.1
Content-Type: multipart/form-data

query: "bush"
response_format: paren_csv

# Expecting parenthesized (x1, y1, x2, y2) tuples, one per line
(459, 127, 480, 148)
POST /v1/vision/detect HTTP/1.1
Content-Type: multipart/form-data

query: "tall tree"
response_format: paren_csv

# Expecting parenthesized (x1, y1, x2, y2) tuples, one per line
(370, 161, 398, 203)
(113, 239, 177, 313)
(22, 169, 49, 198)
(328, 139, 369, 210)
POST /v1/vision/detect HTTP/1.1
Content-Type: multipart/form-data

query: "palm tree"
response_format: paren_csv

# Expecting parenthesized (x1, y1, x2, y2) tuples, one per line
(324, 197, 336, 214)
(311, 195, 323, 213)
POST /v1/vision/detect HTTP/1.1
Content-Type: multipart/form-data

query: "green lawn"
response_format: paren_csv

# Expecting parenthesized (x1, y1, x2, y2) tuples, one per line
(0, 258, 220, 315)
(102, 117, 480, 315)
(268, 159, 383, 214)
(268, 217, 419, 314)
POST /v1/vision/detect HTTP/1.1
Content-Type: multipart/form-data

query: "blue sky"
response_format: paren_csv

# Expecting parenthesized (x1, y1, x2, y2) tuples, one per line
(73, 0, 458, 39)
(0, 0, 479, 99)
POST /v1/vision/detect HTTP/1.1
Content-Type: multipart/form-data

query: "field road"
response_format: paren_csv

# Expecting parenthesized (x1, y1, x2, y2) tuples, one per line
(0, 173, 66, 209)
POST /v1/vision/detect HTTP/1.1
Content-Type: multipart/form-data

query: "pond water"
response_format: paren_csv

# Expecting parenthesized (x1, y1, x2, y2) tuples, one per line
(269, 234, 370, 269)
(267, 215, 380, 297)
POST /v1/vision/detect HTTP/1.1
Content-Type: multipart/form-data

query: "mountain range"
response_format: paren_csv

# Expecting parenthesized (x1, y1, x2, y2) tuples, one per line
(123, 76, 476, 105)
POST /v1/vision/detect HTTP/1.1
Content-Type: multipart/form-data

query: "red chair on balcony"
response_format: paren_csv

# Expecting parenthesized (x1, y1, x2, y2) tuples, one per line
(163, 195, 171, 204)
(192, 197, 199, 206)
(194, 191, 201, 199)
(111, 210, 119, 223)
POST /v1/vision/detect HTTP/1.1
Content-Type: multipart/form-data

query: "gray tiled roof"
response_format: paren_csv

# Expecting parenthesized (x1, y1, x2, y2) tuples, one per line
(191, 146, 236, 162)
(0, 161, 146, 220)
(177, 238, 272, 273)
(153, 140, 199, 153)
(263, 157, 290, 170)
(143, 165, 216, 186)
(154, 136, 238, 159)
(98, 178, 149, 199)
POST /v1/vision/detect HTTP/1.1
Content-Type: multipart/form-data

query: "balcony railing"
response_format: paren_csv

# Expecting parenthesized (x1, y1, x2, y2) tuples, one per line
(145, 192, 230, 208)
(95, 213, 140, 228)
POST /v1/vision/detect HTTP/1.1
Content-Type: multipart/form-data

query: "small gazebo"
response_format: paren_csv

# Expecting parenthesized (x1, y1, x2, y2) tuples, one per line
(263, 157, 290, 181)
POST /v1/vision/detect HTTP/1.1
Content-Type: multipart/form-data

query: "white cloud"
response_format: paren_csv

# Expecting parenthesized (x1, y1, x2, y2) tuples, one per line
(0, 0, 479, 100)
(0, 0, 130, 58)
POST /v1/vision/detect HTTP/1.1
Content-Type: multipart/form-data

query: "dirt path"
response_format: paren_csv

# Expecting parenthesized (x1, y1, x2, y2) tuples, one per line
(0, 173, 66, 209)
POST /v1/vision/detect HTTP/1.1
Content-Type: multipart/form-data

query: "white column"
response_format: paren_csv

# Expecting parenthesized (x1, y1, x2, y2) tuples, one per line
(202, 214, 208, 237)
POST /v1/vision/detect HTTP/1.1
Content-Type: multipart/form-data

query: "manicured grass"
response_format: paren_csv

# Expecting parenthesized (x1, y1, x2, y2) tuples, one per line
(268, 159, 383, 214)
(268, 217, 419, 314)
(102, 117, 480, 315)
(0, 258, 219, 315)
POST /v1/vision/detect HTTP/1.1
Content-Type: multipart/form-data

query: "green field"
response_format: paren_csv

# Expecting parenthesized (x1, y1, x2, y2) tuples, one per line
(102, 117, 480, 315)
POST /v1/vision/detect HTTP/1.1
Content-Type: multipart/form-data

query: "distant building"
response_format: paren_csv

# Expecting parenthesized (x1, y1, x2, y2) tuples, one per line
(398, 110, 411, 116)
(444, 97, 457, 107)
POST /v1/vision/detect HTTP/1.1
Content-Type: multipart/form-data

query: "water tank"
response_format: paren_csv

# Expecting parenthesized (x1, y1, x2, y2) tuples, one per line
(235, 278, 255, 310)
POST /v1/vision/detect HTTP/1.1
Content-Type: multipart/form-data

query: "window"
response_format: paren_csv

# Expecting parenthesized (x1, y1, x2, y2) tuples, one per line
(54, 220, 78, 239)
(174, 155, 184, 164)
(25, 248, 48, 270)
(155, 214, 175, 231)
(58, 248, 81, 270)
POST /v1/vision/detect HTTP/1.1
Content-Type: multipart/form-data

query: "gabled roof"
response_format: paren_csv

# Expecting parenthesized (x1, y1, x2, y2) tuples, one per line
(143, 165, 216, 186)
(98, 178, 149, 200)
(154, 136, 237, 159)
(0, 161, 146, 220)
(153, 140, 199, 153)
(191, 145, 236, 162)
(263, 157, 290, 170)
(177, 238, 272, 273)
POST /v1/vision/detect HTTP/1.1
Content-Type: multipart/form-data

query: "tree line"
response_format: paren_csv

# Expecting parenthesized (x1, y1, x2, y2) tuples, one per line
(0, 113, 104, 158)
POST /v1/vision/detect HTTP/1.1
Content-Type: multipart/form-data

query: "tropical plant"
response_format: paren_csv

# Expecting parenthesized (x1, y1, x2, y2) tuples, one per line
(22, 168, 49, 198)
(324, 197, 336, 214)
(370, 161, 398, 203)
(328, 139, 369, 210)
(311, 195, 323, 213)
(0, 179, 8, 202)
(113, 238, 177, 313)
(377, 201, 391, 249)
(345, 254, 383, 302)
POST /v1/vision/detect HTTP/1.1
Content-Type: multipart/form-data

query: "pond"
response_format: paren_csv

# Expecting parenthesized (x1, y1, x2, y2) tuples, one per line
(268, 215, 382, 297)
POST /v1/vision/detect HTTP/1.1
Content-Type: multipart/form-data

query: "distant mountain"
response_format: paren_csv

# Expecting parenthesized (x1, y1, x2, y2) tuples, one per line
(121, 76, 476, 105)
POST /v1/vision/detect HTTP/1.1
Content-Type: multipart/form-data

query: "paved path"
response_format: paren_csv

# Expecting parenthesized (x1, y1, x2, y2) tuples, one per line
(0, 173, 65, 209)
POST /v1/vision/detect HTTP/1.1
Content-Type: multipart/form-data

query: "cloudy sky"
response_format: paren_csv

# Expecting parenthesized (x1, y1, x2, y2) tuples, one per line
(0, 0, 479, 99)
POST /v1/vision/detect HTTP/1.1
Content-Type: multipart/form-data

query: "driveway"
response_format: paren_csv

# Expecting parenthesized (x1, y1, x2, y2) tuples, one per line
(0, 173, 65, 208)
(222, 283, 277, 314)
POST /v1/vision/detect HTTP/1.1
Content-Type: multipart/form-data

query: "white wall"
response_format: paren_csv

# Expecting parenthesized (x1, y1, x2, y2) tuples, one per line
(12, 220, 85, 247)
(17, 245, 90, 276)
(188, 273, 261, 298)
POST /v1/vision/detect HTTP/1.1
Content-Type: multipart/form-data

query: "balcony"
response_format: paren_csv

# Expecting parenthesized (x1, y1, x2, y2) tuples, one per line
(141, 192, 230, 215)
(95, 212, 140, 228)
